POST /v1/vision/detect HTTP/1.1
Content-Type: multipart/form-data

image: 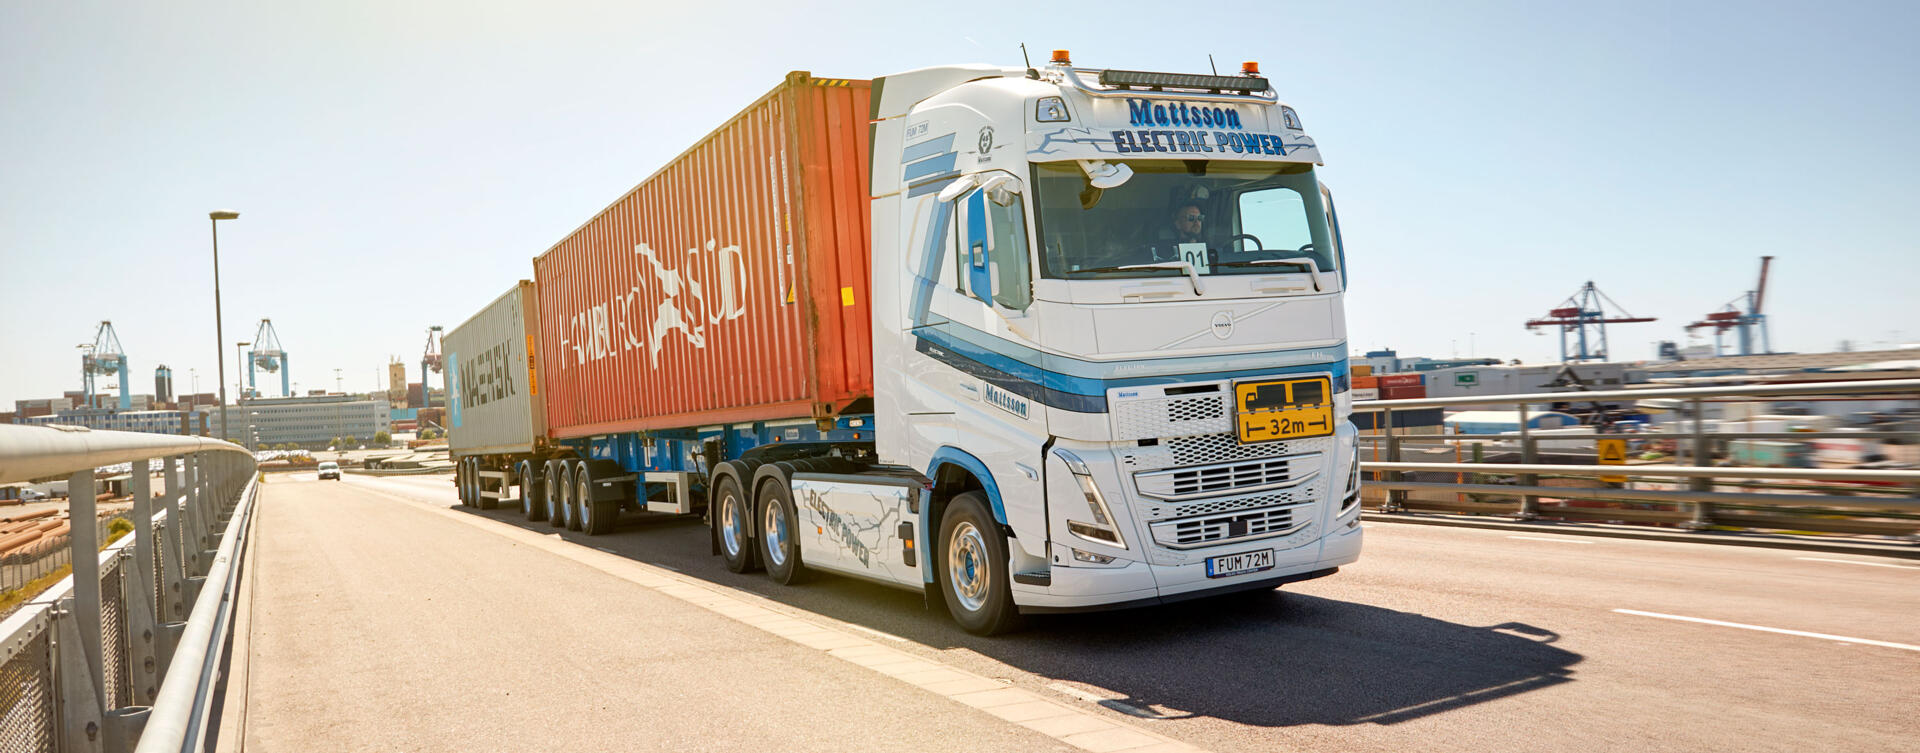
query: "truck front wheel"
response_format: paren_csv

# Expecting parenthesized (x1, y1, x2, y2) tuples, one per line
(714, 475, 757, 573)
(938, 492, 1023, 636)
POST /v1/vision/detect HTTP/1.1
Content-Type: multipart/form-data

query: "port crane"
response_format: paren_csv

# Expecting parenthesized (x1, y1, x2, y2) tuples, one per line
(81, 321, 131, 410)
(1686, 256, 1774, 357)
(248, 319, 291, 397)
(421, 325, 444, 406)
(1525, 281, 1657, 362)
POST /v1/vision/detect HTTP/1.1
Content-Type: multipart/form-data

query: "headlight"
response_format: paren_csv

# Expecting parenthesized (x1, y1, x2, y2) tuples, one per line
(1054, 449, 1126, 549)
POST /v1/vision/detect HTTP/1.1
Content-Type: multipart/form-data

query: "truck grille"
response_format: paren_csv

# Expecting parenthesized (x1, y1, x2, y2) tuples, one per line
(1139, 490, 1297, 522)
(1149, 505, 1311, 549)
(1133, 454, 1319, 500)
(1111, 394, 1232, 440)
(1119, 433, 1328, 472)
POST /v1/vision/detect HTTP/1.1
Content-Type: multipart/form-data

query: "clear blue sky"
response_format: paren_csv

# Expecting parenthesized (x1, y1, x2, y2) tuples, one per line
(3, 0, 1916, 407)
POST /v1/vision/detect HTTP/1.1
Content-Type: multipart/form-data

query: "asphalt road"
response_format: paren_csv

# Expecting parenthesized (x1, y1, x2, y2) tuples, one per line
(236, 472, 1919, 753)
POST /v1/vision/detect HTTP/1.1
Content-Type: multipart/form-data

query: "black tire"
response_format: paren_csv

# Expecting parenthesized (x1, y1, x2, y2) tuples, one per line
(519, 460, 547, 521)
(578, 464, 617, 536)
(459, 459, 475, 507)
(713, 474, 758, 573)
(561, 461, 583, 531)
(759, 479, 809, 585)
(545, 460, 568, 528)
(937, 491, 1023, 635)
(475, 460, 498, 510)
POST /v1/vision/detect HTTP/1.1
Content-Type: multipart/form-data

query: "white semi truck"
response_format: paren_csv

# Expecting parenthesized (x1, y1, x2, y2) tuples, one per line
(447, 52, 1361, 634)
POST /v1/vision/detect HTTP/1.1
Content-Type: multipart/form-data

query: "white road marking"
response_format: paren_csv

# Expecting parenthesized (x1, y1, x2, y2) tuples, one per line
(1613, 609, 1920, 652)
(1506, 535, 1593, 544)
(1794, 557, 1920, 571)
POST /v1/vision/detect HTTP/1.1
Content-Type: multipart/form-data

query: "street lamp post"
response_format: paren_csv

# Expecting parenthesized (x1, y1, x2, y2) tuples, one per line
(236, 341, 250, 400)
(209, 210, 239, 444)
(235, 340, 251, 449)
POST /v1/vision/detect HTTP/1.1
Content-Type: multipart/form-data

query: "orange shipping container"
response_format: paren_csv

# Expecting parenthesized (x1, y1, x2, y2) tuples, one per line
(1352, 375, 1379, 390)
(534, 74, 873, 439)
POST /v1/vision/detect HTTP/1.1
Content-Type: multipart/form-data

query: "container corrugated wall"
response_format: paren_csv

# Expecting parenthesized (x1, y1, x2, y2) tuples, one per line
(445, 280, 546, 455)
(533, 74, 872, 439)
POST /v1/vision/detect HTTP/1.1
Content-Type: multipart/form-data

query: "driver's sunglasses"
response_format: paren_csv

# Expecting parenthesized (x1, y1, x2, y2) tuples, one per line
(1180, 213, 1204, 222)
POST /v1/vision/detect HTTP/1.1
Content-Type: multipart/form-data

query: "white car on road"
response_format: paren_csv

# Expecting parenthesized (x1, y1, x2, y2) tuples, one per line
(317, 461, 341, 481)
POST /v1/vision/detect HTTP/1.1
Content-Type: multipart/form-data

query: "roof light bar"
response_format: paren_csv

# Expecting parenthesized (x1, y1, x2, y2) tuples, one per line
(1097, 69, 1270, 94)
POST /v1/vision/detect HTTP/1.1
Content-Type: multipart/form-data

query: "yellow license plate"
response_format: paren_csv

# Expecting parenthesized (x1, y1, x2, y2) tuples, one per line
(1234, 377, 1334, 444)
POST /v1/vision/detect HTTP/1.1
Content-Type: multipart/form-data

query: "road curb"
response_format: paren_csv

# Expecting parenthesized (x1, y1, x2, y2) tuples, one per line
(1361, 512, 1920, 559)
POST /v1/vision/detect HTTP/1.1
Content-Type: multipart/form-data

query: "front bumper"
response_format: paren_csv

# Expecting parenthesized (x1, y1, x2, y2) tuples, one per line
(1011, 521, 1361, 613)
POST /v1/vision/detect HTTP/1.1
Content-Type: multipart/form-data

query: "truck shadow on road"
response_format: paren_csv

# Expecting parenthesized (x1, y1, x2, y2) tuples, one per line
(455, 505, 1581, 728)
(988, 595, 1579, 727)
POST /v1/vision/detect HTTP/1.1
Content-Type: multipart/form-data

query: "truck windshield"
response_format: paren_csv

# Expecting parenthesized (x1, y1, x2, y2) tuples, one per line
(1031, 160, 1335, 280)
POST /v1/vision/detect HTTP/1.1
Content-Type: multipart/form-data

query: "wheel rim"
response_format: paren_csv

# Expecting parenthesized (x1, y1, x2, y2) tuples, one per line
(547, 466, 564, 521)
(576, 473, 592, 529)
(762, 496, 788, 568)
(947, 521, 989, 613)
(520, 465, 534, 514)
(719, 489, 745, 558)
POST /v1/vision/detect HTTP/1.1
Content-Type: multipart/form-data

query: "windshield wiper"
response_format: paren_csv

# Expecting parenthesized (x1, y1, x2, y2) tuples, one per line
(1066, 261, 1206, 295)
(1213, 257, 1325, 292)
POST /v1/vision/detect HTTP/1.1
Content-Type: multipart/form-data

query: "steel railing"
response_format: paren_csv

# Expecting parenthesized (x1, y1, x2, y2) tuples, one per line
(1352, 378, 1920, 536)
(0, 424, 258, 753)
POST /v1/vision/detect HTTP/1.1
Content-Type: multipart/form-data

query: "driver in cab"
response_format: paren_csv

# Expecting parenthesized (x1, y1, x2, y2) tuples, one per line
(1146, 193, 1213, 264)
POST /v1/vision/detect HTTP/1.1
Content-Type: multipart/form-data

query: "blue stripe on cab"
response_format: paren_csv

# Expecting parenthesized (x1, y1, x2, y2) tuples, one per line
(901, 133, 956, 163)
(902, 152, 958, 182)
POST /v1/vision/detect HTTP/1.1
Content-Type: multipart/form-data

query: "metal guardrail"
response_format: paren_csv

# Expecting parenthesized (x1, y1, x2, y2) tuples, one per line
(1353, 378, 1920, 536)
(0, 424, 257, 753)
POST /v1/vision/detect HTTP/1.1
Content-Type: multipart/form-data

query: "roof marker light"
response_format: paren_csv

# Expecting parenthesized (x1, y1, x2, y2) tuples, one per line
(1051, 49, 1071, 64)
(1242, 61, 1261, 75)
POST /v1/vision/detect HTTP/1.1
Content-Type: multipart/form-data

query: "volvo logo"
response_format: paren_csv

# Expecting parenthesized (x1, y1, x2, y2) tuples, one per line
(1210, 311, 1234, 340)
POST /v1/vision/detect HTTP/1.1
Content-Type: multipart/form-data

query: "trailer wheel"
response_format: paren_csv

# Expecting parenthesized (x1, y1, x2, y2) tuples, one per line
(561, 461, 583, 531)
(545, 460, 568, 528)
(938, 491, 1023, 636)
(713, 474, 757, 573)
(519, 460, 547, 521)
(454, 459, 468, 506)
(759, 479, 810, 585)
(578, 464, 618, 536)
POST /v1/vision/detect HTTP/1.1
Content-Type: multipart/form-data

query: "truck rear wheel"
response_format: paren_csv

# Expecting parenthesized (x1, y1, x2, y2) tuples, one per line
(713, 475, 757, 573)
(938, 492, 1023, 636)
(759, 480, 809, 585)
(545, 460, 568, 528)
(519, 460, 546, 521)
(578, 464, 617, 536)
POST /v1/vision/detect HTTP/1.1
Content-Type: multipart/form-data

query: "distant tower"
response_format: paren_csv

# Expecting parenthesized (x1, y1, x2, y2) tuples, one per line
(388, 360, 408, 404)
(155, 364, 174, 403)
